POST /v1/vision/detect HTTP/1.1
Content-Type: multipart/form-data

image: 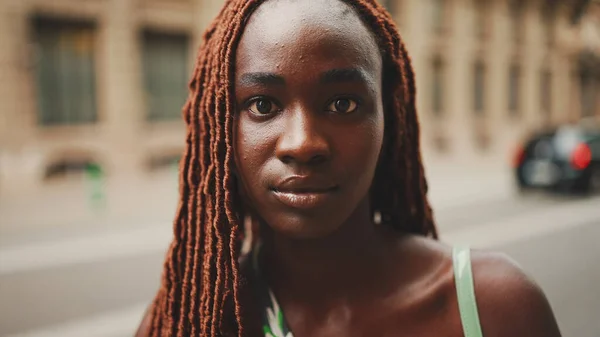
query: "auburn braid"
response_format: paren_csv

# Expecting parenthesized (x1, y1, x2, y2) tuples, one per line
(148, 1, 437, 336)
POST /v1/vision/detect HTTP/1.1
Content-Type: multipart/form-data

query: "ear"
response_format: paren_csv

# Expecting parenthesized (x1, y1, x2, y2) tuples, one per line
(240, 212, 262, 254)
(240, 214, 254, 255)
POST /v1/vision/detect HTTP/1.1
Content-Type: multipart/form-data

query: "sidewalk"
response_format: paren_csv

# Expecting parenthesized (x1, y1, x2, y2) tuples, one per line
(426, 162, 515, 211)
(0, 158, 519, 337)
(0, 170, 179, 246)
(0, 158, 515, 246)
(5, 186, 598, 337)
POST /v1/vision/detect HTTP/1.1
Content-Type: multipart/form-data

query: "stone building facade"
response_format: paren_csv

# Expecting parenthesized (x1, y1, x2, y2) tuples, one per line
(0, 0, 597, 198)
(391, 0, 598, 162)
(0, 0, 223, 197)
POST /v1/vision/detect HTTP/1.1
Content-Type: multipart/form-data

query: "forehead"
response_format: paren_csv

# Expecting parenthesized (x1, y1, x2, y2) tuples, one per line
(235, 0, 381, 76)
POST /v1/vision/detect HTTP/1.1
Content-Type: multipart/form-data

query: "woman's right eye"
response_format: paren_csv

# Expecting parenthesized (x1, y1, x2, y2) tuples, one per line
(247, 98, 278, 115)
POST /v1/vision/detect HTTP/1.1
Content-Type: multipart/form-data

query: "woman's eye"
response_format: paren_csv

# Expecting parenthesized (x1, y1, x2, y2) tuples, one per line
(328, 98, 358, 114)
(248, 98, 277, 115)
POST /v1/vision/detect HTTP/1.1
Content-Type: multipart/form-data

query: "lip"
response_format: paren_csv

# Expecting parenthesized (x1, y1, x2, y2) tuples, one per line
(271, 176, 338, 209)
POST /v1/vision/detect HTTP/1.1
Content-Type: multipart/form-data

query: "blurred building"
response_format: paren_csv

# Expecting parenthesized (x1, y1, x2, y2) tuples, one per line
(384, 0, 600, 163)
(0, 0, 224, 197)
(0, 0, 598, 197)
(578, 0, 600, 120)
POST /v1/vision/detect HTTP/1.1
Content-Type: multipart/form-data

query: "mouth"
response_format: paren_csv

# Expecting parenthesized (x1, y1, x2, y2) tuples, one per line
(271, 177, 339, 209)
(271, 188, 338, 209)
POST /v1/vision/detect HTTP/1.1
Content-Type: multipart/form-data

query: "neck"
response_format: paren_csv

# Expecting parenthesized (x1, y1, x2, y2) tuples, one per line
(260, 200, 392, 303)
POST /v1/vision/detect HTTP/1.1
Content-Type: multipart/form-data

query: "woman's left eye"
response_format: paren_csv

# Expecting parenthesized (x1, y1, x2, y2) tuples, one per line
(327, 98, 358, 114)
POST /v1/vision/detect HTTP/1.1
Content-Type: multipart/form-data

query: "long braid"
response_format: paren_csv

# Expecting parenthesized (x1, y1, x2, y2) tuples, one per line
(397, 41, 438, 238)
(174, 27, 209, 337)
(219, 3, 263, 335)
(148, 1, 438, 336)
(347, 0, 436, 238)
(189, 38, 212, 336)
(209, 4, 244, 333)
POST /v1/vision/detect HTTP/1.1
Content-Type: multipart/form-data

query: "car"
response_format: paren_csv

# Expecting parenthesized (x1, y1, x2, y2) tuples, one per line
(513, 122, 600, 194)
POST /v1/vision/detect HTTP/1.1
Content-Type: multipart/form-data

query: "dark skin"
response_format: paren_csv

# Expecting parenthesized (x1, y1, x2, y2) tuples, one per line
(137, 0, 561, 336)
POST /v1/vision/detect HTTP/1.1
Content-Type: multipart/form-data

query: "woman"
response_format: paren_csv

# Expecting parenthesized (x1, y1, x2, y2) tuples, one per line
(137, 0, 561, 336)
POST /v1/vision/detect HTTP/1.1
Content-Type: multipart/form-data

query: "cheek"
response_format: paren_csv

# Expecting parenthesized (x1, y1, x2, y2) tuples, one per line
(336, 114, 384, 189)
(353, 114, 384, 166)
(234, 117, 275, 188)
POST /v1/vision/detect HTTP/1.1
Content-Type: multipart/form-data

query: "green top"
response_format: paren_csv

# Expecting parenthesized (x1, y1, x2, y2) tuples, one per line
(255, 246, 483, 337)
(453, 246, 484, 337)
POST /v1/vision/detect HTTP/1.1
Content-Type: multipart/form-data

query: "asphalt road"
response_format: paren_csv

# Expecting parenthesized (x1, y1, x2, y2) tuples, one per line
(0, 253, 162, 335)
(500, 219, 600, 337)
(1, 191, 598, 337)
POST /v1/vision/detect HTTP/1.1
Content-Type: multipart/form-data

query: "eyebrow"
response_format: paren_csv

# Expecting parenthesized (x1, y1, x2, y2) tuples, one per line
(237, 68, 374, 88)
(238, 72, 285, 87)
(319, 68, 371, 85)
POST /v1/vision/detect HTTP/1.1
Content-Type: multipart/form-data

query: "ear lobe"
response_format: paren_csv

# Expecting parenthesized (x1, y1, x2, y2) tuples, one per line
(373, 210, 382, 225)
(241, 214, 256, 254)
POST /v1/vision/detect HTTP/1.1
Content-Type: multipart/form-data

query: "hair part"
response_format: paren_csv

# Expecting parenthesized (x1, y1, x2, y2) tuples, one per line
(148, 0, 437, 336)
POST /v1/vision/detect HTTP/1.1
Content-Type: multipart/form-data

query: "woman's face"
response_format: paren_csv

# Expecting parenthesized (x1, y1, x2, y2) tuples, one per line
(234, 0, 384, 239)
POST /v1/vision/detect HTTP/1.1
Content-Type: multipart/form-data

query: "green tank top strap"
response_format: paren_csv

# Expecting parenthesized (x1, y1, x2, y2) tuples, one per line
(452, 246, 484, 337)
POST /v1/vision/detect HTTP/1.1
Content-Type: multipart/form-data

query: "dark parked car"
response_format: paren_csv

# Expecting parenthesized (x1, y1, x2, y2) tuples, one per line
(513, 123, 600, 194)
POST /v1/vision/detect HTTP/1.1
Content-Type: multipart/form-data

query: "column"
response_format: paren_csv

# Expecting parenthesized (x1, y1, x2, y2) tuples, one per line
(487, 0, 509, 159)
(448, 0, 474, 160)
(522, 3, 542, 128)
(99, 0, 144, 180)
(0, 1, 40, 195)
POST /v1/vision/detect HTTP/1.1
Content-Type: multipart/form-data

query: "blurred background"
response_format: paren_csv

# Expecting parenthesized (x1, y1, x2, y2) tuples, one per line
(0, 0, 599, 336)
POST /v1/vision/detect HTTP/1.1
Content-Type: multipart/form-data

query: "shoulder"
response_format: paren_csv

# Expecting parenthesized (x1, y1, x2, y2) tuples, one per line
(469, 249, 562, 337)
(134, 305, 152, 337)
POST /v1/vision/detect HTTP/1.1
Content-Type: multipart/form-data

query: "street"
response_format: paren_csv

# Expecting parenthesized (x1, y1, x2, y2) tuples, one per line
(1, 170, 599, 337)
(1, 0, 599, 335)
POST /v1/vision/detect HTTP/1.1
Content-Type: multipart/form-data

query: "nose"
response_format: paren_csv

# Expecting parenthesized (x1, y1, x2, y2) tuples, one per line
(276, 108, 331, 166)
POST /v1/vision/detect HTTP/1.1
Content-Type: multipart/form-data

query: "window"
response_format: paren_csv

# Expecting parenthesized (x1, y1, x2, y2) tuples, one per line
(589, 137, 600, 156)
(44, 158, 101, 181)
(473, 0, 488, 40)
(508, 64, 521, 116)
(431, 57, 445, 116)
(142, 31, 190, 121)
(581, 72, 596, 118)
(541, 3, 556, 47)
(146, 153, 182, 171)
(431, 0, 446, 35)
(473, 61, 486, 115)
(32, 18, 97, 126)
(540, 69, 552, 118)
(509, 0, 525, 44)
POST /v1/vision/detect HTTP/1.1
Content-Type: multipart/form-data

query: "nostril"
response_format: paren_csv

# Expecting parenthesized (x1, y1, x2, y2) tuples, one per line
(275, 125, 331, 165)
(308, 154, 327, 165)
(280, 155, 294, 164)
(279, 153, 328, 166)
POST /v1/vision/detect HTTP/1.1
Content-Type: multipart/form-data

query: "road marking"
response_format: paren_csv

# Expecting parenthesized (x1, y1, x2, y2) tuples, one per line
(4, 195, 598, 337)
(0, 183, 514, 275)
(443, 195, 600, 248)
(427, 178, 514, 211)
(3, 303, 148, 337)
(0, 225, 171, 275)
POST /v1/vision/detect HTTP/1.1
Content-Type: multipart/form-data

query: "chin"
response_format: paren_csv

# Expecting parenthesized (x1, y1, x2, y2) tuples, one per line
(265, 213, 346, 240)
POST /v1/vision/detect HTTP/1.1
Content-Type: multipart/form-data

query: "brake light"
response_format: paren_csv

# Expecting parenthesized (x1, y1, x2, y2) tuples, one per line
(512, 145, 526, 168)
(571, 143, 592, 170)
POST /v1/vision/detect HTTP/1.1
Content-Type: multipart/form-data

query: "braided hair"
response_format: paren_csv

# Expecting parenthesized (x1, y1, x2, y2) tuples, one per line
(148, 0, 437, 336)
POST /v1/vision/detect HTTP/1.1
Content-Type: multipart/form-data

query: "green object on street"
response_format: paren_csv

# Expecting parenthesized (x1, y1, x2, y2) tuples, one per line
(85, 163, 105, 211)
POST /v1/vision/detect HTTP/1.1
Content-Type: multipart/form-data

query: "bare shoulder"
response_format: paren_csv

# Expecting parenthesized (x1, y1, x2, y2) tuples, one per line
(134, 305, 153, 337)
(470, 249, 562, 337)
